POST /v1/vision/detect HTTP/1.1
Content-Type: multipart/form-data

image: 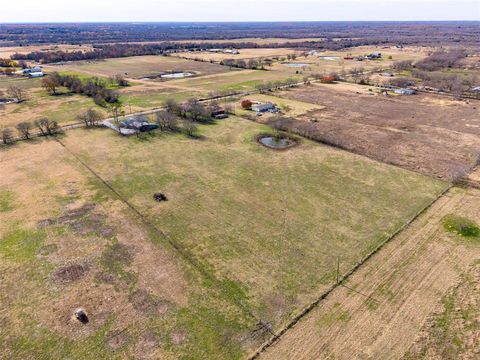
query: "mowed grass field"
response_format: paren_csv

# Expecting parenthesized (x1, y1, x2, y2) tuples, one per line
(43, 55, 236, 79)
(1, 116, 446, 358)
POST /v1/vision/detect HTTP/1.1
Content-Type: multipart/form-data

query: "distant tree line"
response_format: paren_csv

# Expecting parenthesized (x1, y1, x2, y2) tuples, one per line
(2, 22, 478, 46)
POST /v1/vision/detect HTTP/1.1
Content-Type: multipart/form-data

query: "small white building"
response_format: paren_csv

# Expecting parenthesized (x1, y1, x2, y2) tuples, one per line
(394, 88, 416, 95)
(28, 71, 45, 78)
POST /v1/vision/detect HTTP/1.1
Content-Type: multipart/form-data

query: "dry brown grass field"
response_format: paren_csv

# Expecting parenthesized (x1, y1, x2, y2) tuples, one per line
(273, 82, 480, 179)
(174, 48, 299, 62)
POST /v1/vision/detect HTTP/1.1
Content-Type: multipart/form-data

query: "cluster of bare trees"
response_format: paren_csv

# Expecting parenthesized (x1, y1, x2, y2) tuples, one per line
(389, 53, 477, 98)
(1, 118, 61, 145)
(220, 58, 266, 70)
(41, 72, 124, 106)
(77, 108, 103, 127)
(254, 77, 300, 92)
(415, 49, 467, 71)
(348, 67, 371, 85)
(152, 98, 232, 138)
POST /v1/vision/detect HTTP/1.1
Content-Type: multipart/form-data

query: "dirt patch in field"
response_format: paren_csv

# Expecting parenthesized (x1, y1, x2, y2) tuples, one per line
(274, 84, 480, 179)
(38, 203, 115, 238)
(54, 263, 90, 283)
(134, 331, 161, 359)
(129, 289, 169, 316)
(106, 329, 130, 351)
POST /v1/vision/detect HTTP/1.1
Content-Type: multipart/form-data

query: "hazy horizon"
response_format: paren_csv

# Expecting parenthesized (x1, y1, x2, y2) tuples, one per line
(2, 0, 479, 23)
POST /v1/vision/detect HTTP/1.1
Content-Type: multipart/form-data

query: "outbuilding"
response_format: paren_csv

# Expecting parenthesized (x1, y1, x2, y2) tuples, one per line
(394, 88, 416, 95)
(251, 102, 275, 112)
(121, 117, 158, 132)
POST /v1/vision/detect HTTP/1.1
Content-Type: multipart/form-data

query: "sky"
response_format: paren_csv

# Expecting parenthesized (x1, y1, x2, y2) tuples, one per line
(1, 0, 479, 22)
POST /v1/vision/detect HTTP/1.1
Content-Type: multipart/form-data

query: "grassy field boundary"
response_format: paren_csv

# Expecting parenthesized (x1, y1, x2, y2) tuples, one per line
(248, 184, 452, 359)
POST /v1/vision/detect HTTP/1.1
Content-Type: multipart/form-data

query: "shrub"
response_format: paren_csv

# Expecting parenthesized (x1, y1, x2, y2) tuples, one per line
(241, 99, 253, 109)
(442, 215, 480, 238)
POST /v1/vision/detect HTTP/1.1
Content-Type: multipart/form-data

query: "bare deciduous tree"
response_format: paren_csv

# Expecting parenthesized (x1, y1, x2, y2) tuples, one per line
(108, 102, 124, 127)
(42, 76, 60, 95)
(77, 108, 102, 127)
(34, 117, 61, 135)
(7, 86, 26, 102)
(155, 110, 179, 131)
(16, 122, 32, 139)
(182, 120, 197, 137)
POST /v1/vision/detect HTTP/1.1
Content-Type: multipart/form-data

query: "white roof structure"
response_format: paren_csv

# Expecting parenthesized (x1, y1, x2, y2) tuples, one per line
(28, 72, 44, 78)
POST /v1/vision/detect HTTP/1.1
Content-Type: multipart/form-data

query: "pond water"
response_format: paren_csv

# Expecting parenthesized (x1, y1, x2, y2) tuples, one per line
(160, 72, 194, 79)
(284, 63, 308, 68)
(259, 136, 296, 149)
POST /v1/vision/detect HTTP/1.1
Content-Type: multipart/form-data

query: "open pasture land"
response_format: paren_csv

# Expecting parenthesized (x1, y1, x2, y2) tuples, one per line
(274, 82, 480, 179)
(260, 186, 480, 360)
(0, 117, 445, 358)
(172, 69, 302, 93)
(60, 118, 445, 331)
(0, 137, 258, 359)
(175, 48, 299, 62)
(43, 55, 236, 79)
